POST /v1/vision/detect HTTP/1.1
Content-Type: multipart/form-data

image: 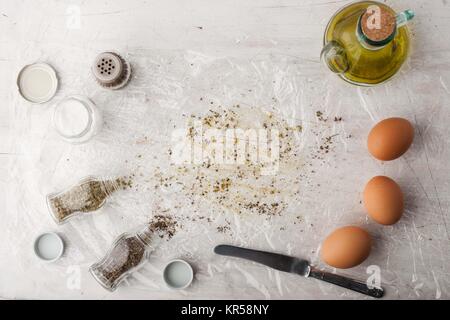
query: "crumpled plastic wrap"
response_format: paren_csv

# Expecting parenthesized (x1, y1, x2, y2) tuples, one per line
(2, 0, 450, 300)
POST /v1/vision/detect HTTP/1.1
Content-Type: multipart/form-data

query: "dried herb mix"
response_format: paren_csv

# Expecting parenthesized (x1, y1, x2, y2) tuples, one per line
(151, 106, 302, 218)
(148, 215, 178, 239)
(115, 106, 347, 237)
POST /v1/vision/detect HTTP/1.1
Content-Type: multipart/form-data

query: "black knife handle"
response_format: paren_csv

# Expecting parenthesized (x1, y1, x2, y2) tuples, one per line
(309, 267, 384, 298)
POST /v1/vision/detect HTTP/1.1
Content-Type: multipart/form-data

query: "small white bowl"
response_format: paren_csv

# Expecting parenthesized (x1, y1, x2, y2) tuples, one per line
(163, 259, 194, 290)
(33, 232, 64, 262)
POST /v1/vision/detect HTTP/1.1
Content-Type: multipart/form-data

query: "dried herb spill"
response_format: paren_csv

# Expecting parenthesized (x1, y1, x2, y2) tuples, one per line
(129, 105, 345, 234)
(48, 176, 133, 223)
(148, 215, 178, 239)
(153, 105, 303, 218)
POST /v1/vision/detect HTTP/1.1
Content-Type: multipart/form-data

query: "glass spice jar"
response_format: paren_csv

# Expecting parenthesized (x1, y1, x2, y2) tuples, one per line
(46, 176, 132, 224)
(89, 225, 154, 291)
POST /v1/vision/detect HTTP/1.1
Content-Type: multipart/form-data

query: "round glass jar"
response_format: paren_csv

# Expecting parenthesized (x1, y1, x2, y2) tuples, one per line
(52, 95, 102, 144)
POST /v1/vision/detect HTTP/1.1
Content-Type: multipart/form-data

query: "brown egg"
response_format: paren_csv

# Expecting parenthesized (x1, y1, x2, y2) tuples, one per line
(364, 176, 403, 225)
(321, 226, 372, 269)
(367, 117, 414, 161)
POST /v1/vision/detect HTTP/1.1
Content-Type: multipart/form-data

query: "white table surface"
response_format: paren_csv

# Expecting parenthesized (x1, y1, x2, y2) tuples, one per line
(1, 0, 450, 300)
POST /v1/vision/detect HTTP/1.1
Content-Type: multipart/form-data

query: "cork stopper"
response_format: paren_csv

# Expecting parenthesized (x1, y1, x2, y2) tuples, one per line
(360, 5, 396, 42)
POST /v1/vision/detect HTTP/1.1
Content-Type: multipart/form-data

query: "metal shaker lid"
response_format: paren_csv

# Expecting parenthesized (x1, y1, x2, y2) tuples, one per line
(17, 63, 58, 103)
(92, 52, 131, 89)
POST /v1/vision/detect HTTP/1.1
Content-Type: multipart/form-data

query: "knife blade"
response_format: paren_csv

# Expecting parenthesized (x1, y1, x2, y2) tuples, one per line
(214, 244, 310, 276)
(214, 244, 384, 298)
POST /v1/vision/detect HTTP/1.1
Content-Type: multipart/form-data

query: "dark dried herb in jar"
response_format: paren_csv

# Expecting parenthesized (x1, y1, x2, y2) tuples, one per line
(47, 176, 133, 224)
(94, 236, 147, 289)
(90, 216, 179, 291)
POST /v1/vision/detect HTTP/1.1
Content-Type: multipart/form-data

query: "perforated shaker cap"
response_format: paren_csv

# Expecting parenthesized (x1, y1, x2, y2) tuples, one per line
(92, 52, 124, 85)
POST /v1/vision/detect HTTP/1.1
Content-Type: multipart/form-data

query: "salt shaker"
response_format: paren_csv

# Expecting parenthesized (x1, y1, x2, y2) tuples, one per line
(89, 225, 154, 291)
(92, 52, 131, 90)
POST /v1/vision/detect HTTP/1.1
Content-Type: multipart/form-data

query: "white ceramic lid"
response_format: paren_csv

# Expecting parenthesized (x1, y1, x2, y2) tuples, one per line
(17, 63, 58, 103)
(163, 259, 194, 289)
(33, 232, 64, 262)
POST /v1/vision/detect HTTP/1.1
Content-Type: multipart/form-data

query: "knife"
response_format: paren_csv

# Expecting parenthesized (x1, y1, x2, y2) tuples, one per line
(214, 244, 383, 298)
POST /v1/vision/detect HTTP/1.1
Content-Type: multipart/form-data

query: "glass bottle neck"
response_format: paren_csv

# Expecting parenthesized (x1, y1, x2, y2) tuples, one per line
(136, 226, 153, 246)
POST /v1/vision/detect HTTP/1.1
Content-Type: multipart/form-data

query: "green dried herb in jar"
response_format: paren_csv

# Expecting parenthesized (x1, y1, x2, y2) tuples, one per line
(46, 176, 133, 224)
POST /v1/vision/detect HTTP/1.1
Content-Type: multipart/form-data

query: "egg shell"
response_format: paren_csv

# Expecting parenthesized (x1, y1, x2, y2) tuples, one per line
(367, 117, 414, 161)
(321, 226, 372, 269)
(364, 176, 404, 225)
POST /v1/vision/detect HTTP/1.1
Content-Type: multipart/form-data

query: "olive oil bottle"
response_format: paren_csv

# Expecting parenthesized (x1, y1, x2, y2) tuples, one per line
(321, 1, 414, 86)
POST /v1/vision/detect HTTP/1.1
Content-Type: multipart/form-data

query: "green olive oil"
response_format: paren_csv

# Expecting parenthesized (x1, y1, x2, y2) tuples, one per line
(323, 1, 411, 86)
